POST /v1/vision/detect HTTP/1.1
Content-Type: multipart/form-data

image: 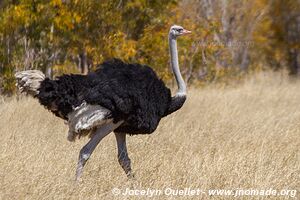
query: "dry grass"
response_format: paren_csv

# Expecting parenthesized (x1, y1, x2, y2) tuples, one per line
(0, 73, 299, 200)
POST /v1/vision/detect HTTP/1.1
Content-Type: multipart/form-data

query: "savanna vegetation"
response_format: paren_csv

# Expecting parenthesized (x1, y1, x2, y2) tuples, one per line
(0, 0, 300, 95)
(0, 73, 299, 199)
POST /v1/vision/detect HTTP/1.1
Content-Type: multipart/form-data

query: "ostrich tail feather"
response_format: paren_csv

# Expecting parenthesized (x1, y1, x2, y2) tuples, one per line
(15, 70, 45, 96)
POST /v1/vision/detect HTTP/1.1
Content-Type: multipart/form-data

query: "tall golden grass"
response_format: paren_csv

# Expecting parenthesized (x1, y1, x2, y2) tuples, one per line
(0, 72, 299, 200)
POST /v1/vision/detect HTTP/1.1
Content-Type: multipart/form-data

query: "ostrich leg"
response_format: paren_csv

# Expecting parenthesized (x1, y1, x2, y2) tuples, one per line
(114, 132, 133, 178)
(75, 121, 123, 181)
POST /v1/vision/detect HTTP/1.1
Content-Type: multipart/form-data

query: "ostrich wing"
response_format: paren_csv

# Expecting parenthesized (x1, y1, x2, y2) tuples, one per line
(67, 102, 114, 141)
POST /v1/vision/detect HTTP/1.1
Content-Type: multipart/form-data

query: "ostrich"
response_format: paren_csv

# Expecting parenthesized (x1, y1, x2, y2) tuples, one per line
(15, 25, 191, 181)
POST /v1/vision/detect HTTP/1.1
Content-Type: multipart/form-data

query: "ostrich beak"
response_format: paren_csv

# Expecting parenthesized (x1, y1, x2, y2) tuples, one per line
(182, 29, 192, 35)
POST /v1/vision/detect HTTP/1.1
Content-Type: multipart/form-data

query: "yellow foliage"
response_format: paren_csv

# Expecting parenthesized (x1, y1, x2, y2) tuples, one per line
(52, 62, 80, 76)
(50, 0, 62, 7)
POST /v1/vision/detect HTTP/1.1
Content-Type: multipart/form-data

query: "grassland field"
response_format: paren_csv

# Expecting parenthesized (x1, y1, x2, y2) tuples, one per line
(0, 72, 299, 199)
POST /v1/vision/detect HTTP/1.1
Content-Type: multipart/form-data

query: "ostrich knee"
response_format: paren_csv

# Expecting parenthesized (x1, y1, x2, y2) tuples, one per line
(79, 147, 91, 166)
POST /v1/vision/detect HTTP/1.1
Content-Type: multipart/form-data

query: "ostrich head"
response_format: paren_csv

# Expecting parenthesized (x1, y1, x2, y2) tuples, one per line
(169, 25, 191, 38)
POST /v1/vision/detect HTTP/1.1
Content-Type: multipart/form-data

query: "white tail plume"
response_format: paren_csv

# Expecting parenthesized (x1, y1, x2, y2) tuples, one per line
(15, 70, 45, 96)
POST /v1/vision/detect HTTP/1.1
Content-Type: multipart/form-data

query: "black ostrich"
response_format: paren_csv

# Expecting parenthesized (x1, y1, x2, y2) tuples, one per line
(15, 25, 191, 181)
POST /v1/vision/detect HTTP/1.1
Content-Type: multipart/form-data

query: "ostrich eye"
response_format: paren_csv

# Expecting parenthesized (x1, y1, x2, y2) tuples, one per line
(172, 28, 183, 34)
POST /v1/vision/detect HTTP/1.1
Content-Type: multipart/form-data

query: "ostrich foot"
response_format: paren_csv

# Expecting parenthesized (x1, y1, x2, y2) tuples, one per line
(127, 171, 135, 180)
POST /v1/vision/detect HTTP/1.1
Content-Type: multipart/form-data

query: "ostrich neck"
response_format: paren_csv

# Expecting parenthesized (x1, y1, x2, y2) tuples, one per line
(162, 34, 187, 117)
(169, 36, 186, 96)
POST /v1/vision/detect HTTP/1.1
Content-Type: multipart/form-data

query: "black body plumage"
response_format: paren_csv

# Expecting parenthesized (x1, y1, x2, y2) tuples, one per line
(37, 59, 182, 135)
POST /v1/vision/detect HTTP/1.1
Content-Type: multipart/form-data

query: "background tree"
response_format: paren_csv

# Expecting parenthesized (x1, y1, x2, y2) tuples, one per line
(1, 0, 300, 94)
